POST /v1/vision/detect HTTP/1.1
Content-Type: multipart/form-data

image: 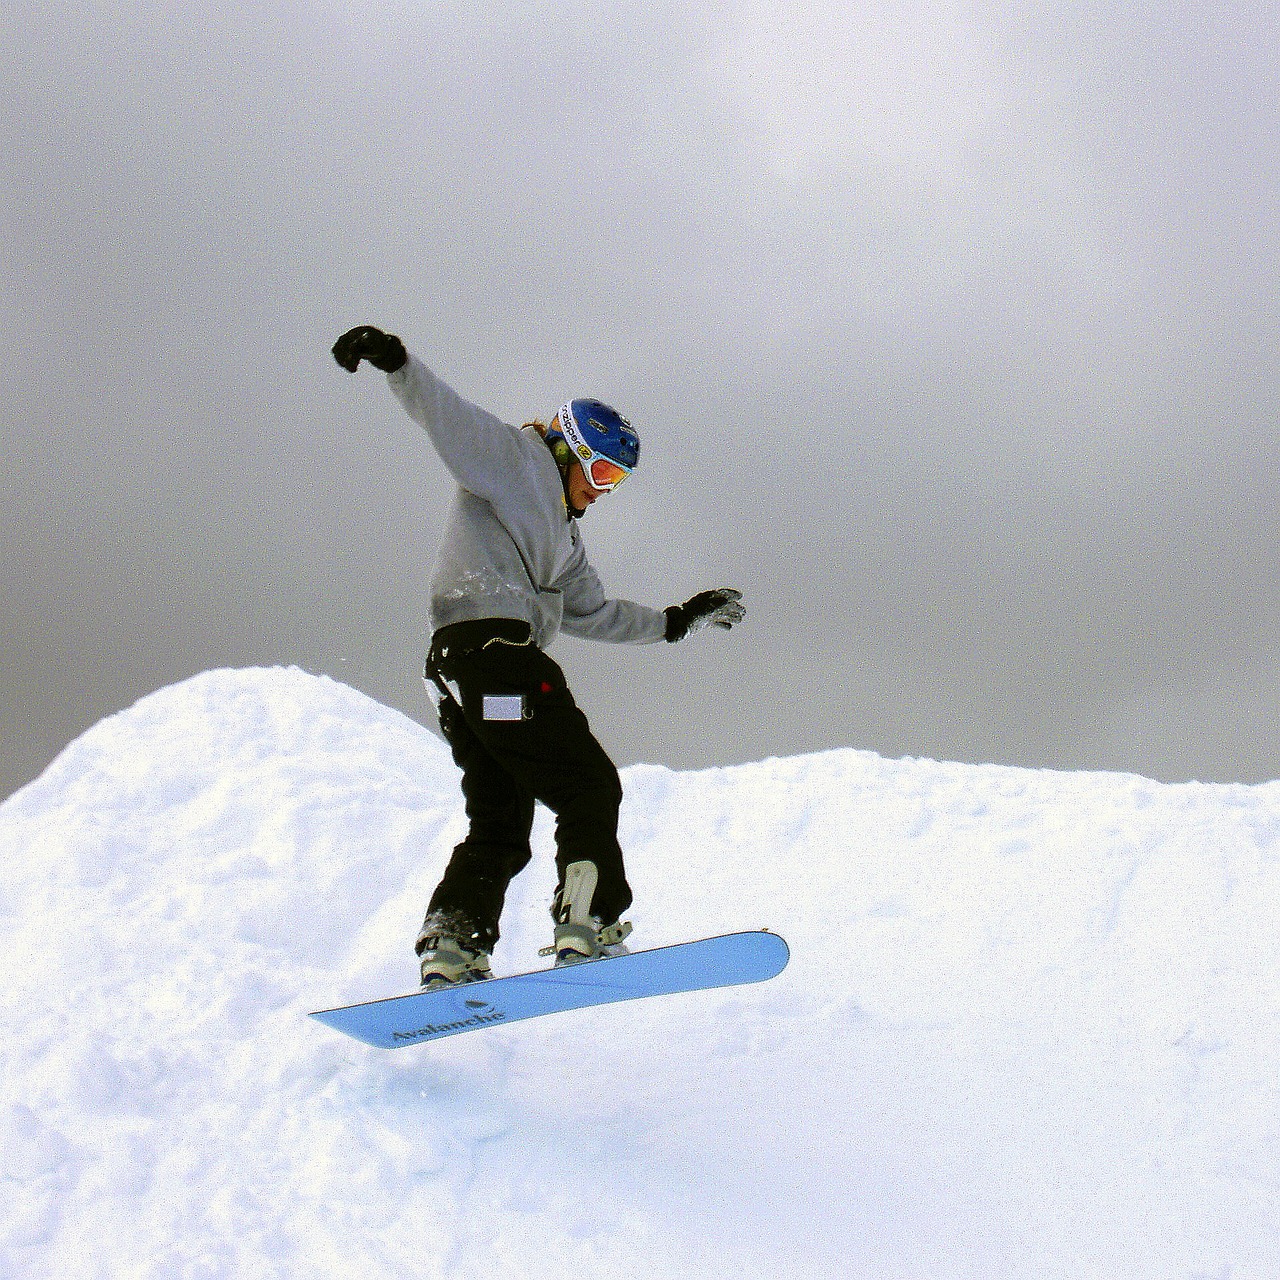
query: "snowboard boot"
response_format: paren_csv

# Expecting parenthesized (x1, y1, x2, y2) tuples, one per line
(540, 860, 634, 967)
(417, 936, 493, 990)
(416, 911, 493, 990)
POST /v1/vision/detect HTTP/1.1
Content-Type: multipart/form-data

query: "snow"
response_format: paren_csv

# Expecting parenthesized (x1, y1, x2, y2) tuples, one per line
(3, 666, 1279, 1280)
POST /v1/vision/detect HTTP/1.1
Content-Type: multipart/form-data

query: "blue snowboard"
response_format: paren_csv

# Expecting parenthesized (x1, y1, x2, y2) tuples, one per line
(310, 930, 789, 1049)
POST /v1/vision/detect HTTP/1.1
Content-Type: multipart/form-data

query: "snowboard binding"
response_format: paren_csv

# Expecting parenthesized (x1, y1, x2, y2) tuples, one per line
(540, 861, 634, 966)
(417, 934, 493, 990)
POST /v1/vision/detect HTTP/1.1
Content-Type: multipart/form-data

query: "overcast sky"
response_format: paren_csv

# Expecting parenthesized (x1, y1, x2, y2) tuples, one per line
(4, 1, 1278, 800)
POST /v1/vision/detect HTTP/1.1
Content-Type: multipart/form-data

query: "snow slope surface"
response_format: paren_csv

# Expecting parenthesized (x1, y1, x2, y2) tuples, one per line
(3, 667, 1279, 1279)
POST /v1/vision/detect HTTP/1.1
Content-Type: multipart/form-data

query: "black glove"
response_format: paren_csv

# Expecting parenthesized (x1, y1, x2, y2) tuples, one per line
(331, 325, 407, 374)
(664, 588, 745, 643)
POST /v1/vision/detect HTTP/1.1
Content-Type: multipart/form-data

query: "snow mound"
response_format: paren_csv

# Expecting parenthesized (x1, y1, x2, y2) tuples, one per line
(3, 666, 1279, 1279)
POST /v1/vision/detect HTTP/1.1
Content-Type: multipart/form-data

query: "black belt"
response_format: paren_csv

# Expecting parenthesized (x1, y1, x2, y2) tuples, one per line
(430, 618, 534, 664)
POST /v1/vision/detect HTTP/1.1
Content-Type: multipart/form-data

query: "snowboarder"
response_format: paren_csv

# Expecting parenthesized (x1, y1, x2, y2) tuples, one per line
(332, 325, 745, 989)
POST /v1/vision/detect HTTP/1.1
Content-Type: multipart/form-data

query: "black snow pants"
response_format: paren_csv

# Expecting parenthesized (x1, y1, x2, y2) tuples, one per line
(421, 617, 632, 953)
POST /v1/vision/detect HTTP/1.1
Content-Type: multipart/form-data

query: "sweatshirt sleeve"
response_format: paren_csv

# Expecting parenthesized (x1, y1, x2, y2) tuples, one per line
(556, 532, 668, 644)
(386, 355, 523, 505)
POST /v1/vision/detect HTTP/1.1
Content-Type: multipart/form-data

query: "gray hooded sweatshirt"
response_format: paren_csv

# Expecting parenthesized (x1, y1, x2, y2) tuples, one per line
(387, 355, 667, 650)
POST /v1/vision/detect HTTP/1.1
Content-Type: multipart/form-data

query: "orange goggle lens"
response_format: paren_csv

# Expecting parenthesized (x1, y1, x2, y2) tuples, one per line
(586, 455, 631, 490)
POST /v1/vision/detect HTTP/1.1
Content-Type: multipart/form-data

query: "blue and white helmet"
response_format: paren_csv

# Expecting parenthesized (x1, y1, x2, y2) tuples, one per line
(554, 398, 640, 491)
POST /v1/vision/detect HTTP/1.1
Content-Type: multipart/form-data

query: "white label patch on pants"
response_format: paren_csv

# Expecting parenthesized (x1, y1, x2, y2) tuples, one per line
(482, 694, 526, 722)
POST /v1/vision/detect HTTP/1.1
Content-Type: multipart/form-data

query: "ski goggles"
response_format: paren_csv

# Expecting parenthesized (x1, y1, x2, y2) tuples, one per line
(555, 402, 634, 492)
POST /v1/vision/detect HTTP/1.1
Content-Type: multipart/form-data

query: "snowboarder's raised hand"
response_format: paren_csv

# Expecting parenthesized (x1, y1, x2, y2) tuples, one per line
(332, 325, 408, 374)
(664, 588, 745, 642)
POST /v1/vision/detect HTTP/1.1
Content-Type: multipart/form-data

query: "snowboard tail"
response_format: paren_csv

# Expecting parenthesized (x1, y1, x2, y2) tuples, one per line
(310, 930, 789, 1049)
